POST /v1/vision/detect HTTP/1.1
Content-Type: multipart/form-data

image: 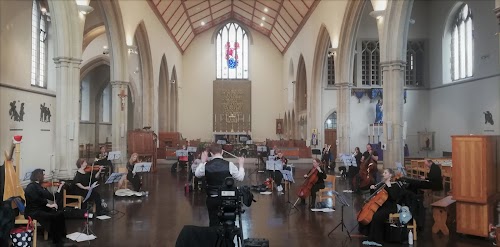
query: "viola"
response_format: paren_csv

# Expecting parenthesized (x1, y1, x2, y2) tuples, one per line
(41, 181, 62, 188)
(84, 166, 105, 172)
(297, 168, 319, 199)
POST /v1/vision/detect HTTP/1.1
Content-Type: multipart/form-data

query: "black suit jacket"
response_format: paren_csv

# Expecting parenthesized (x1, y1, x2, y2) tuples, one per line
(427, 163, 443, 191)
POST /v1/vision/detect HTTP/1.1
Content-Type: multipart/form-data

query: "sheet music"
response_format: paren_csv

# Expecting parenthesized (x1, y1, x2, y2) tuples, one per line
(340, 154, 357, 167)
(281, 170, 294, 183)
(187, 146, 197, 153)
(84, 186, 94, 203)
(105, 173, 125, 184)
(266, 160, 283, 171)
(107, 151, 121, 161)
(175, 150, 188, 157)
(133, 162, 152, 173)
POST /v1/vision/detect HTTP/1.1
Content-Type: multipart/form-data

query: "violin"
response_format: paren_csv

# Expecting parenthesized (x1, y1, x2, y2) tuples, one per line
(41, 181, 62, 188)
(84, 166, 105, 172)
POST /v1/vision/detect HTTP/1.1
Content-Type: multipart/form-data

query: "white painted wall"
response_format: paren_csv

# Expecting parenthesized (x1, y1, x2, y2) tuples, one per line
(0, 0, 58, 178)
(118, 0, 183, 135)
(427, 0, 500, 156)
(282, 0, 348, 146)
(180, 24, 283, 142)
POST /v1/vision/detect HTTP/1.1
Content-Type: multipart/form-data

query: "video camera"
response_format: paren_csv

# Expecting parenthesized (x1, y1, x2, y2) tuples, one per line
(218, 177, 244, 223)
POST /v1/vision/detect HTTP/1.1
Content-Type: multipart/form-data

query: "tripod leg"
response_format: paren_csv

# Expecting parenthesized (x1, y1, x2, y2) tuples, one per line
(328, 222, 342, 237)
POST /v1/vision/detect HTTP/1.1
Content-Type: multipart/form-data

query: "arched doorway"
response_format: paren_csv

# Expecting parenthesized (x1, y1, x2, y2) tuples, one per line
(324, 111, 337, 156)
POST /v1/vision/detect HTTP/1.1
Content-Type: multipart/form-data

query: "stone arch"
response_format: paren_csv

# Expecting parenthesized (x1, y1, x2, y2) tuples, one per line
(133, 21, 154, 128)
(82, 25, 106, 51)
(95, 0, 128, 82)
(80, 55, 110, 79)
(210, 20, 254, 45)
(310, 24, 332, 140)
(170, 66, 178, 131)
(158, 55, 169, 132)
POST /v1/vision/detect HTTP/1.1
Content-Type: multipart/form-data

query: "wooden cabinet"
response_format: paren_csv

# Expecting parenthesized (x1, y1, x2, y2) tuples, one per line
(452, 135, 500, 237)
(128, 130, 158, 172)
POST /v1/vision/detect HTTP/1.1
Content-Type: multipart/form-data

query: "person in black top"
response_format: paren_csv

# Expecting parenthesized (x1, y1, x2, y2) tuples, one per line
(421, 159, 443, 191)
(95, 146, 113, 175)
(360, 168, 403, 246)
(195, 143, 245, 227)
(361, 144, 380, 183)
(321, 144, 332, 169)
(300, 158, 327, 208)
(25, 169, 67, 247)
(71, 159, 106, 215)
(125, 153, 143, 192)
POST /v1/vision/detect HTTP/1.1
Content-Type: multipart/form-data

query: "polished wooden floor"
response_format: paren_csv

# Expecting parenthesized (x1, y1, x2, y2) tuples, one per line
(38, 160, 493, 246)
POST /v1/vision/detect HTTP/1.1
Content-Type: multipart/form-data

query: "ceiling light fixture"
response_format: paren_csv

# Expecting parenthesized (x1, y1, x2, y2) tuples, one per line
(264, 8, 268, 13)
(260, 23, 264, 27)
(369, 10, 384, 20)
(261, 16, 265, 21)
(77, 4, 94, 15)
(201, 21, 205, 26)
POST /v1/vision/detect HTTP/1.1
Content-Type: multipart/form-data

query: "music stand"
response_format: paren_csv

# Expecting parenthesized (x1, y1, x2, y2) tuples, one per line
(133, 162, 152, 173)
(312, 149, 321, 159)
(105, 173, 126, 216)
(187, 146, 197, 153)
(216, 140, 227, 145)
(328, 191, 352, 240)
(256, 146, 267, 171)
(281, 170, 299, 214)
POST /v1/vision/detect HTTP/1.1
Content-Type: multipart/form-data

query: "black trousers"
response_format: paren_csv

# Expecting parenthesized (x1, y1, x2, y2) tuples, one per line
(206, 196, 221, 227)
(359, 203, 397, 242)
(127, 172, 142, 192)
(348, 166, 360, 189)
(28, 210, 66, 244)
(301, 183, 325, 206)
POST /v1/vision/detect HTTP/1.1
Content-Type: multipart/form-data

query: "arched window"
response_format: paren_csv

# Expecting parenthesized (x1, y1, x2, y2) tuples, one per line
(451, 4, 473, 81)
(31, 0, 48, 88)
(326, 42, 335, 86)
(101, 84, 111, 123)
(324, 112, 337, 129)
(216, 22, 249, 79)
(80, 80, 90, 121)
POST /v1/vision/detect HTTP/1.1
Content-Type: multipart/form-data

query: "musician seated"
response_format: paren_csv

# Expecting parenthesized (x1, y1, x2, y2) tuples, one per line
(421, 159, 443, 191)
(300, 158, 327, 208)
(321, 144, 332, 169)
(359, 168, 403, 246)
(95, 146, 113, 174)
(178, 145, 189, 168)
(25, 169, 67, 247)
(272, 151, 289, 194)
(189, 159, 204, 191)
(70, 159, 107, 216)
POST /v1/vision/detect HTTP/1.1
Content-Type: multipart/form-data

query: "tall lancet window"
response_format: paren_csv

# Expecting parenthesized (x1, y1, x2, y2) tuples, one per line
(31, 0, 48, 88)
(451, 4, 473, 81)
(216, 22, 249, 79)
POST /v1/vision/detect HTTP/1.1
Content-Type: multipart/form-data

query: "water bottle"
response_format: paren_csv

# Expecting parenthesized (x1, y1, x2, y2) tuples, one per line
(408, 230, 414, 245)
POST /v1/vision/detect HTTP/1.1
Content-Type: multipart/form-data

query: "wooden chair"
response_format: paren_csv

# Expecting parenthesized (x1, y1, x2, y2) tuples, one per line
(63, 189, 96, 212)
(318, 175, 336, 205)
(388, 213, 417, 240)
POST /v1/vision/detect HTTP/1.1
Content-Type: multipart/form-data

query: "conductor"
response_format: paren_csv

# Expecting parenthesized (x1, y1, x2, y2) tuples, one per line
(195, 143, 245, 227)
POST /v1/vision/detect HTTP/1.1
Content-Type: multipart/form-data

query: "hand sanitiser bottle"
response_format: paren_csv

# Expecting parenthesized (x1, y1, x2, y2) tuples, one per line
(408, 230, 414, 245)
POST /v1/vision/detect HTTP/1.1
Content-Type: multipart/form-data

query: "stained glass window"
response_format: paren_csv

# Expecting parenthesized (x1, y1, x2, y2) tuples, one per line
(216, 23, 249, 79)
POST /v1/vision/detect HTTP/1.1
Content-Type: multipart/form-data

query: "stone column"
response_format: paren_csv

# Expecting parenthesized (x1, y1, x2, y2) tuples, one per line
(380, 60, 405, 169)
(336, 82, 352, 157)
(54, 57, 82, 179)
(110, 81, 129, 167)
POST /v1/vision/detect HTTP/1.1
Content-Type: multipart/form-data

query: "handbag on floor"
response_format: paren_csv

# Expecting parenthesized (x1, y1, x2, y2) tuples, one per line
(9, 216, 33, 247)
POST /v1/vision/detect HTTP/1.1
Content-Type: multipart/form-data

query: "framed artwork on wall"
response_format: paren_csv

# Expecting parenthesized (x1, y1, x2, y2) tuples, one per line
(418, 131, 435, 151)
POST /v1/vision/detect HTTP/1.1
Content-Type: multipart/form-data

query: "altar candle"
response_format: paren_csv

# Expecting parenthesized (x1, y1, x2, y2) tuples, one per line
(372, 125, 375, 138)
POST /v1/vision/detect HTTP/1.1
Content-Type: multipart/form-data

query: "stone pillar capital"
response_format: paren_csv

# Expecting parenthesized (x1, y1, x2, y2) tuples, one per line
(53, 57, 82, 65)
(494, 7, 500, 24)
(380, 60, 406, 71)
(110, 81, 129, 87)
(336, 82, 354, 88)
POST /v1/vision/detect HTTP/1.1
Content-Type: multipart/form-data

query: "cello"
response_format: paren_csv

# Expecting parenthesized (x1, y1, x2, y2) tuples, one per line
(297, 168, 319, 199)
(354, 153, 377, 190)
(357, 173, 403, 225)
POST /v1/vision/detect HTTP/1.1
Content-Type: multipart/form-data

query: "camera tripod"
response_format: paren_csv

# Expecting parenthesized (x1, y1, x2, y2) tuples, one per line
(215, 216, 244, 247)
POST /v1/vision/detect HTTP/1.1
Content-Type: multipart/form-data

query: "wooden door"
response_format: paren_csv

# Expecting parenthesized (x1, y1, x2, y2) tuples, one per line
(324, 129, 337, 157)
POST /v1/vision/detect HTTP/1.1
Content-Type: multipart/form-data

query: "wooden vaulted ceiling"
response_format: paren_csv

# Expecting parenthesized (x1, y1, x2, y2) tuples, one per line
(148, 0, 320, 53)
